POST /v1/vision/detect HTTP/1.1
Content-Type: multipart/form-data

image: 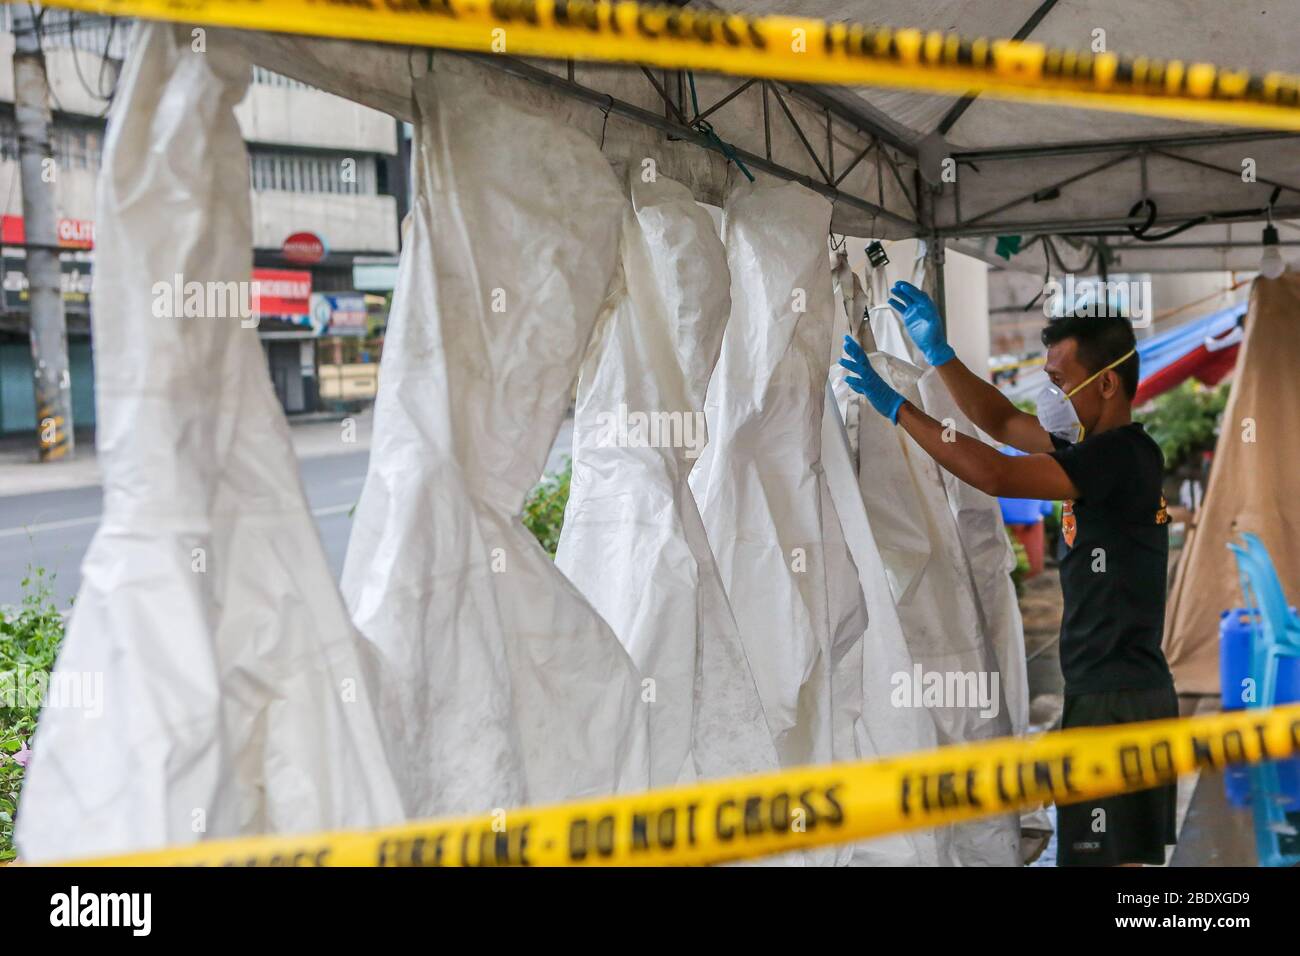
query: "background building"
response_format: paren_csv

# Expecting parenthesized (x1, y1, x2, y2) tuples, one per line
(0, 10, 403, 434)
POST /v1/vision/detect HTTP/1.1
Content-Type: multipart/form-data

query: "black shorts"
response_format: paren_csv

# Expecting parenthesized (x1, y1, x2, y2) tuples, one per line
(1056, 685, 1179, 867)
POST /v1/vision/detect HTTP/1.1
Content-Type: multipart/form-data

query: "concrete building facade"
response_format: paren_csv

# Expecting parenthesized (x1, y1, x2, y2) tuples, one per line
(0, 10, 403, 435)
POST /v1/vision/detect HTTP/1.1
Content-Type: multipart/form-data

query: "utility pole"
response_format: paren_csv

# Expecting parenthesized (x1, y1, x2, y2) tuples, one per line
(12, 4, 74, 460)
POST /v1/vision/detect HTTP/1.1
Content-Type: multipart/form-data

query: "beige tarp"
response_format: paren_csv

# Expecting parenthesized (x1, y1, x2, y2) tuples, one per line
(1163, 273, 1300, 696)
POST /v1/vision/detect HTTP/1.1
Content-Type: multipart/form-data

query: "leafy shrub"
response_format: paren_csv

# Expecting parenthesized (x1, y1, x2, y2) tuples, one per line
(522, 457, 572, 557)
(1043, 499, 1062, 562)
(1135, 380, 1230, 473)
(1, 568, 66, 862)
(1008, 527, 1031, 596)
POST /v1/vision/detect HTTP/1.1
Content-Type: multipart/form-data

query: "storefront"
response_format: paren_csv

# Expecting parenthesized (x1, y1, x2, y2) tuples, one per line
(0, 216, 389, 432)
(251, 266, 318, 415)
(0, 215, 96, 434)
(254, 232, 383, 413)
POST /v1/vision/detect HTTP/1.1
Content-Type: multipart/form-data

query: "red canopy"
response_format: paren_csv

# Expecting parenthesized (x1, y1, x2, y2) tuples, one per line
(1133, 338, 1239, 405)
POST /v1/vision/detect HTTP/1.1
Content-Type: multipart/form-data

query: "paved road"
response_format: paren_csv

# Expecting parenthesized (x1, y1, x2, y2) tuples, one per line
(0, 451, 370, 609)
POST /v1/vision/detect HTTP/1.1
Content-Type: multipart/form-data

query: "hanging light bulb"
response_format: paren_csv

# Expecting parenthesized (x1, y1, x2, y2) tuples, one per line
(1260, 223, 1287, 280)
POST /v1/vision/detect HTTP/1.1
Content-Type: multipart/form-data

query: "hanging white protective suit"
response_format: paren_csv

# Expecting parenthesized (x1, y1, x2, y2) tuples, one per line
(821, 262, 945, 866)
(874, 245, 1047, 842)
(867, 258, 924, 366)
(853, 280, 1020, 865)
(341, 68, 649, 817)
(691, 179, 862, 790)
(17, 23, 405, 862)
(830, 252, 868, 462)
(917, 372, 1051, 843)
(555, 172, 780, 789)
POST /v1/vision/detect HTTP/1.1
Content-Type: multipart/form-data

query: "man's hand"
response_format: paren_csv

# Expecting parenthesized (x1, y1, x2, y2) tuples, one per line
(839, 333, 1074, 499)
(890, 276, 1052, 452)
(890, 280, 955, 367)
(839, 334, 905, 423)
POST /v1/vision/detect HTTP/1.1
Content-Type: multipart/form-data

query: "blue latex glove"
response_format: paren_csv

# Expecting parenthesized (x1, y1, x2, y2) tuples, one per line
(839, 334, 905, 424)
(889, 280, 955, 366)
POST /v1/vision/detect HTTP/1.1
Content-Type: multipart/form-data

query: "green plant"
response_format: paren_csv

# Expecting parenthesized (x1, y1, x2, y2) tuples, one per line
(1135, 380, 1230, 474)
(1043, 499, 1062, 560)
(1007, 527, 1031, 596)
(1, 567, 67, 862)
(522, 457, 572, 557)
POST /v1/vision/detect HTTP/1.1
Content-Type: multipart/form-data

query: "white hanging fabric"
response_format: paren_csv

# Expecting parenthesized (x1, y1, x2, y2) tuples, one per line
(822, 251, 939, 864)
(821, 387, 945, 866)
(875, 244, 1047, 843)
(867, 242, 927, 366)
(830, 251, 869, 463)
(691, 179, 852, 780)
(819, 412, 872, 868)
(818, 254, 937, 864)
(868, 287, 921, 366)
(852, 308, 1020, 864)
(17, 23, 405, 862)
(340, 67, 649, 817)
(915, 372, 1051, 839)
(555, 171, 780, 789)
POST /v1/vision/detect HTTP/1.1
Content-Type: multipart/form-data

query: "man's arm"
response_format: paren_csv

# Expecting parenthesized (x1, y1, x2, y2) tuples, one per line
(934, 359, 1055, 454)
(839, 334, 1077, 500)
(887, 280, 1052, 453)
(896, 401, 1078, 499)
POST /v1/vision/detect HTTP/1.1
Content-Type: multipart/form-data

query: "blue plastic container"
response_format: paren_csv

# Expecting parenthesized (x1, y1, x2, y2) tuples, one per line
(997, 446, 1051, 525)
(1220, 606, 1300, 812)
(1225, 759, 1300, 812)
(1219, 608, 1300, 711)
(999, 496, 1045, 525)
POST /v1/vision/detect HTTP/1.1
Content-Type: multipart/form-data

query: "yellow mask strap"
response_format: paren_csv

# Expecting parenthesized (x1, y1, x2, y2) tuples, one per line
(1066, 348, 1137, 398)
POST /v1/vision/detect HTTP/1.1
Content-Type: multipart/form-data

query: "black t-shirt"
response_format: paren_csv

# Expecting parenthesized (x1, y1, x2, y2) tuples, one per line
(1049, 422, 1173, 695)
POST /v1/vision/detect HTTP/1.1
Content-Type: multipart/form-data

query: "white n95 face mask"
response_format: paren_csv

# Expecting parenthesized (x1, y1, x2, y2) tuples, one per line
(1036, 347, 1136, 444)
(1036, 382, 1084, 443)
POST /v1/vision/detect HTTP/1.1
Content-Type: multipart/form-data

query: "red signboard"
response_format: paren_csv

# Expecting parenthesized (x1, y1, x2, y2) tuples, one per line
(1, 215, 95, 249)
(282, 231, 326, 264)
(252, 268, 312, 317)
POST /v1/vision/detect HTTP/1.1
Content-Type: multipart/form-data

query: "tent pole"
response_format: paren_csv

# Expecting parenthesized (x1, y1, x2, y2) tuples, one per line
(952, 128, 1300, 163)
(917, 164, 948, 339)
(928, 238, 948, 341)
(939, 203, 1300, 238)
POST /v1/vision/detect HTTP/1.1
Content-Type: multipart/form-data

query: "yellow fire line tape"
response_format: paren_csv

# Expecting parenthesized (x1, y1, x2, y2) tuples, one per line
(991, 356, 1046, 374)
(45, 702, 1300, 867)
(25, 0, 1300, 132)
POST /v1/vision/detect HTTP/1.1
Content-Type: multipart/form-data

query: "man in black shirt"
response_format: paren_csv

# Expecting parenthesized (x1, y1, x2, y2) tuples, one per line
(840, 282, 1176, 866)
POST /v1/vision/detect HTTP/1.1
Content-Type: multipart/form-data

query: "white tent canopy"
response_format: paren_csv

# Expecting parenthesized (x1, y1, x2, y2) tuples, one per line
(224, 0, 1300, 275)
